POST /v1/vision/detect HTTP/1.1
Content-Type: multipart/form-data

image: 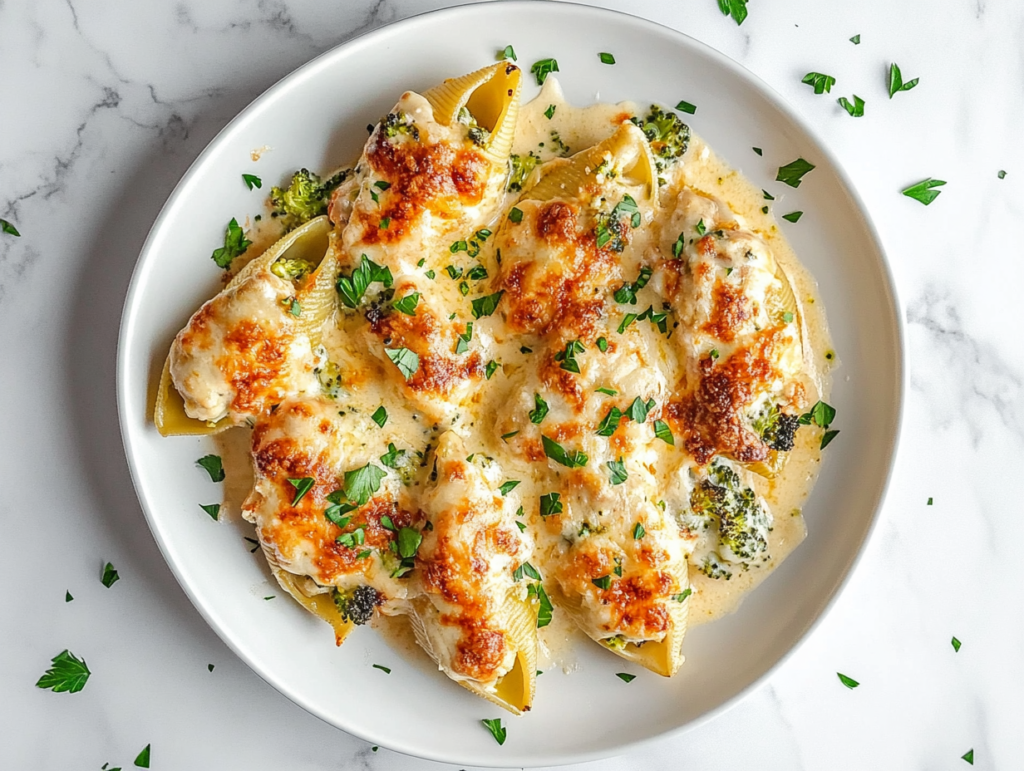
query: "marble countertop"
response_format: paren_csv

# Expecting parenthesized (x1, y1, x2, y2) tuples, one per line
(2, 0, 1022, 768)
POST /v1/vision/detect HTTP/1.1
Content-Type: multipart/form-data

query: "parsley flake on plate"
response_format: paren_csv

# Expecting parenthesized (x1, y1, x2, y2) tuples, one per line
(200, 503, 220, 521)
(65, 591, 73, 602)
(544, 104, 556, 119)
(599, 52, 616, 65)
(211, 217, 251, 269)
(888, 63, 919, 98)
(850, 34, 861, 44)
(837, 95, 865, 117)
(962, 749, 974, 764)
(717, 0, 748, 25)
(197, 454, 225, 482)
(242, 173, 262, 190)
(498, 44, 517, 61)
(372, 664, 392, 674)
(675, 100, 697, 115)
(101, 562, 119, 588)
(481, 717, 507, 744)
(134, 744, 151, 768)
(952, 636, 962, 652)
(902, 178, 946, 205)
(782, 211, 804, 223)
(616, 672, 636, 682)
(837, 672, 859, 689)
(36, 649, 91, 693)
(777, 158, 816, 188)
(530, 58, 559, 85)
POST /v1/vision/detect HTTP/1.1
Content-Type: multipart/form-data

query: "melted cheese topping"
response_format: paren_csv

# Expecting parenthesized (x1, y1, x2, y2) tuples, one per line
(189, 75, 836, 684)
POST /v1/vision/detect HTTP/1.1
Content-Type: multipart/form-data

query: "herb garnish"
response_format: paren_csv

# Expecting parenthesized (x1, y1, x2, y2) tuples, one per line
(371, 406, 388, 427)
(717, 0, 748, 25)
(197, 454, 225, 482)
(596, 407, 623, 437)
(614, 266, 653, 305)
(530, 58, 559, 85)
(513, 561, 542, 581)
(65, 591, 73, 602)
(599, 52, 616, 65)
(528, 582, 553, 627)
(555, 339, 584, 373)
(242, 173, 262, 190)
(101, 562, 119, 588)
(211, 218, 251, 269)
(607, 458, 628, 485)
(675, 100, 697, 115)
(471, 291, 504, 319)
(287, 477, 315, 505)
(627, 396, 655, 423)
(837, 672, 859, 689)
(998, 170, 1007, 179)
(672, 589, 692, 602)
(962, 749, 974, 765)
(529, 393, 549, 424)
(372, 664, 391, 674)
(481, 717, 507, 744)
(455, 322, 473, 354)
(539, 492, 563, 517)
(752, 147, 763, 156)
(498, 45, 517, 61)
(36, 650, 91, 693)
(597, 337, 609, 352)
(544, 104, 556, 120)
(888, 63, 919, 98)
(902, 178, 946, 205)
(632, 522, 646, 540)
(850, 34, 861, 44)
(385, 347, 419, 380)
(776, 158, 816, 188)
(654, 419, 675, 445)
(927, 497, 934, 505)
(200, 503, 220, 521)
(336, 254, 393, 308)
(802, 72, 836, 94)
(392, 292, 420, 316)
(837, 95, 865, 117)
(592, 574, 612, 590)
(379, 443, 404, 469)
(499, 480, 521, 496)
(542, 435, 588, 468)
(0, 218, 20, 236)
(134, 745, 151, 768)
(782, 211, 804, 223)
(485, 361, 499, 379)
(952, 636, 962, 652)
(596, 386, 616, 396)
(616, 672, 636, 682)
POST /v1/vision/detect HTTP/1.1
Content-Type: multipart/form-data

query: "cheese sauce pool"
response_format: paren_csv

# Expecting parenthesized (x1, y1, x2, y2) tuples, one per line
(217, 77, 836, 671)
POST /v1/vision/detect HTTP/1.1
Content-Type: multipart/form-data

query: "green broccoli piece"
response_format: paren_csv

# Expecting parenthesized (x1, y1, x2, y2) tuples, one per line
(507, 151, 541, 191)
(631, 105, 691, 172)
(700, 552, 733, 581)
(752, 403, 801, 452)
(381, 112, 420, 141)
(270, 257, 315, 282)
(690, 459, 771, 570)
(333, 585, 381, 625)
(270, 168, 351, 232)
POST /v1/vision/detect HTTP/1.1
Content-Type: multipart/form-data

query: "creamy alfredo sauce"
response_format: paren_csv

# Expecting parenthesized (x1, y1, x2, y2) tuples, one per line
(216, 76, 835, 672)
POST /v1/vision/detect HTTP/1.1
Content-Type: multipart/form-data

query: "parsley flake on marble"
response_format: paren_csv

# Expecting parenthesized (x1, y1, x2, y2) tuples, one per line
(65, 591, 73, 602)
(134, 744, 151, 768)
(1, 218, 21, 236)
(952, 636, 962, 652)
(777, 158, 816, 188)
(902, 178, 946, 205)
(372, 664, 392, 674)
(717, 0, 748, 25)
(101, 562, 120, 588)
(802, 72, 836, 94)
(888, 63, 919, 98)
(197, 454, 225, 482)
(850, 34, 861, 44)
(35, 649, 91, 693)
(837, 95, 865, 117)
(837, 672, 859, 689)
(211, 217, 251, 269)
(962, 749, 974, 764)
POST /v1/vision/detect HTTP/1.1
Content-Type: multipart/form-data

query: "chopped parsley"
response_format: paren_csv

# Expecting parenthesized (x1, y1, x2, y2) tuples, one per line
(197, 454, 225, 482)
(672, 589, 692, 602)
(837, 672, 859, 689)
(287, 477, 315, 505)
(850, 34, 861, 44)
(675, 100, 697, 115)
(530, 58, 559, 85)
(498, 44, 517, 61)
(555, 339, 584, 373)
(627, 396, 655, 424)
(480, 716, 507, 745)
(597, 337, 609, 352)
(632, 522, 646, 540)
(952, 636, 962, 652)
(344, 463, 388, 506)
(782, 211, 804, 223)
(607, 458, 628, 485)
(499, 480, 521, 496)
(544, 104, 556, 120)
(776, 158, 816, 188)
(927, 497, 934, 506)
(65, 591, 73, 602)
(998, 170, 1007, 179)
(717, 0, 748, 25)
(385, 347, 419, 380)
(242, 173, 262, 190)
(542, 435, 588, 468)
(540, 492, 563, 517)
(962, 749, 974, 765)
(654, 419, 675, 445)
(0, 218, 20, 236)
(372, 664, 391, 674)
(902, 178, 946, 205)
(397, 527, 422, 560)
(614, 266, 653, 305)
(371, 406, 388, 427)
(820, 429, 840, 449)
(336, 254, 393, 308)
(599, 52, 616, 65)
(455, 322, 473, 355)
(501, 431, 519, 441)
(528, 582, 553, 627)
(801, 72, 836, 94)
(513, 561, 542, 581)
(595, 386, 616, 396)
(888, 63, 919, 98)
(211, 217, 251, 269)
(596, 407, 623, 437)
(592, 574, 612, 590)
(379, 443, 404, 469)
(529, 393, 550, 424)
(200, 503, 220, 521)
(837, 95, 865, 117)
(485, 360, 500, 379)
(616, 672, 636, 683)
(752, 146, 763, 156)
(763, 189, 775, 200)
(101, 562, 119, 588)
(134, 745, 151, 768)
(35, 649, 91, 693)
(379, 217, 390, 229)
(471, 291, 504, 319)
(392, 292, 420, 315)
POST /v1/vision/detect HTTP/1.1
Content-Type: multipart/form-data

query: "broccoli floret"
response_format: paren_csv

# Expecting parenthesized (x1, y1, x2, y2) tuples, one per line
(271, 257, 315, 282)
(381, 112, 420, 141)
(333, 585, 381, 626)
(631, 105, 691, 172)
(700, 552, 733, 581)
(690, 460, 771, 569)
(270, 168, 352, 232)
(456, 107, 491, 147)
(507, 151, 541, 191)
(752, 403, 801, 452)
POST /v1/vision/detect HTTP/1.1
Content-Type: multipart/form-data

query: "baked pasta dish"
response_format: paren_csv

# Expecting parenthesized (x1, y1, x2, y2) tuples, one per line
(154, 62, 837, 714)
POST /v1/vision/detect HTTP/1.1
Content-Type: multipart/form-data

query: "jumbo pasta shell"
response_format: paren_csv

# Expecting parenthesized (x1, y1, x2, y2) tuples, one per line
(423, 62, 522, 164)
(153, 357, 229, 436)
(523, 122, 657, 205)
(262, 542, 353, 646)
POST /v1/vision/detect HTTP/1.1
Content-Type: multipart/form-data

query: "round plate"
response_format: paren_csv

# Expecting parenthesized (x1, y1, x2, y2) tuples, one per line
(117, 2, 904, 766)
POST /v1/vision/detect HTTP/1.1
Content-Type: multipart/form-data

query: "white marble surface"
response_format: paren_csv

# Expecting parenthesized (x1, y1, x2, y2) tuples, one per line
(2, 0, 1022, 768)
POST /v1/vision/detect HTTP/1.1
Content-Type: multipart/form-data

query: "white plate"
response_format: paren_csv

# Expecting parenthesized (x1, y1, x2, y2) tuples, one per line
(117, 2, 904, 766)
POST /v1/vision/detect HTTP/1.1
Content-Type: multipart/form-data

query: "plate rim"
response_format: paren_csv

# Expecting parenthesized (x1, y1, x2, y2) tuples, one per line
(116, 1, 907, 766)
